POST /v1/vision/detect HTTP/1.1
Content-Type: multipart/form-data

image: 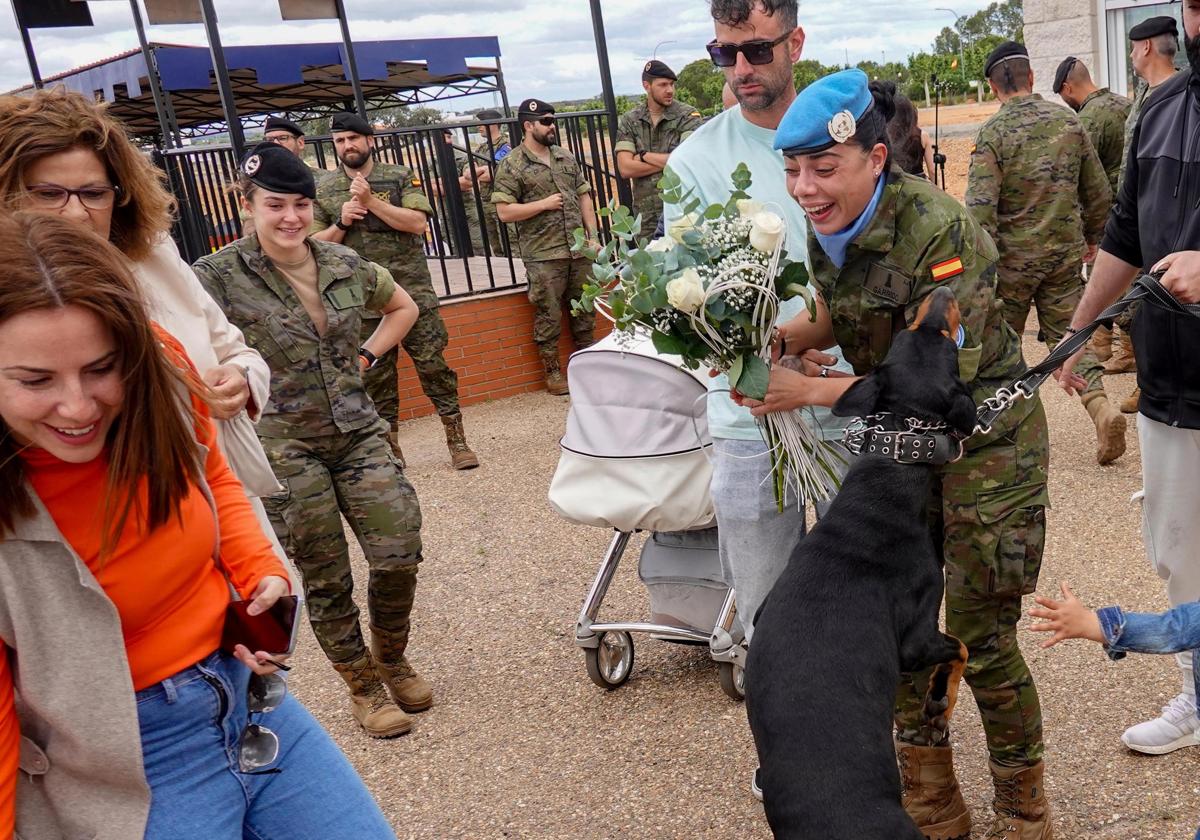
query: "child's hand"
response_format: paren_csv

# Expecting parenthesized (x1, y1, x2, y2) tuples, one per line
(1028, 581, 1105, 648)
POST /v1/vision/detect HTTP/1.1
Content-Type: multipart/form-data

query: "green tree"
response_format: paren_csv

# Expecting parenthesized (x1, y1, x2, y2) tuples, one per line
(674, 58, 727, 113)
(934, 0, 1023, 54)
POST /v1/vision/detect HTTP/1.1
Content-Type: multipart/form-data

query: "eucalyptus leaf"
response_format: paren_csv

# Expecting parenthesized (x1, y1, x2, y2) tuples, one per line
(727, 354, 744, 388)
(734, 354, 770, 400)
(651, 331, 688, 355)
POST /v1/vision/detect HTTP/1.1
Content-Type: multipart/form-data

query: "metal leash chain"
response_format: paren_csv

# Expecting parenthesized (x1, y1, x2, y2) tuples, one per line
(843, 412, 951, 457)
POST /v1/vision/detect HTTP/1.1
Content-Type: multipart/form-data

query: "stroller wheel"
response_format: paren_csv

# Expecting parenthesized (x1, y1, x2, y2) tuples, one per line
(584, 631, 635, 689)
(718, 661, 745, 701)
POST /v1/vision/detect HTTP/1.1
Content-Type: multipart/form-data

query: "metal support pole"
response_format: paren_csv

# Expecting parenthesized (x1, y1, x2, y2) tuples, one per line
(333, 0, 367, 119)
(495, 56, 511, 117)
(9, 1, 43, 88)
(587, 0, 632, 206)
(128, 0, 175, 149)
(197, 0, 245, 159)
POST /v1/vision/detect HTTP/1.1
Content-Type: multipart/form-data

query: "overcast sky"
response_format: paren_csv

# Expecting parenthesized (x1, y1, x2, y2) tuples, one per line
(0, 0, 991, 109)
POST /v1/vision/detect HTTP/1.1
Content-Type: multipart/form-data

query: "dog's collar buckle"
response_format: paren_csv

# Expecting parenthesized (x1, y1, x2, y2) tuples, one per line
(842, 415, 962, 465)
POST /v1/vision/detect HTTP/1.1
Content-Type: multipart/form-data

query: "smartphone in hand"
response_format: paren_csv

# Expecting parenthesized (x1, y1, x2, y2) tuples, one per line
(221, 595, 301, 658)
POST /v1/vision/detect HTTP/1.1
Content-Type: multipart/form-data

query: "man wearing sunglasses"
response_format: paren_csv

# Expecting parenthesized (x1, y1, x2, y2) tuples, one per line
(661, 0, 852, 801)
(492, 98, 599, 395)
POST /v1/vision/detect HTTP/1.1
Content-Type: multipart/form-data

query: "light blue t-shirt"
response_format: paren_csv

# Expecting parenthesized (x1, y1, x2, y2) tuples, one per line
(663, 105, 852, 442)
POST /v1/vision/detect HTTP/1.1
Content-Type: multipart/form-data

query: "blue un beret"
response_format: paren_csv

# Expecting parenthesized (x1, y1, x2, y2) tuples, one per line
(775, 69, 873, 156)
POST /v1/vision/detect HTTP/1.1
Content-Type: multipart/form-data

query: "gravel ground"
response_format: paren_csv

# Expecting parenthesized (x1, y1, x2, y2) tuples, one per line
(280, 324, 1197, 839)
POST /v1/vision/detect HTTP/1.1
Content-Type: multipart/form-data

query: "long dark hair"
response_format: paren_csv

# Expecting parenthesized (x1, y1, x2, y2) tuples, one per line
(883, 84, 925, 175)
(846, 80, 898, 166)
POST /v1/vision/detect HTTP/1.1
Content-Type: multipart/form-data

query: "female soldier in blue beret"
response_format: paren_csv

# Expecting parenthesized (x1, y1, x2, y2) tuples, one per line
(739, 69, 1055, 840)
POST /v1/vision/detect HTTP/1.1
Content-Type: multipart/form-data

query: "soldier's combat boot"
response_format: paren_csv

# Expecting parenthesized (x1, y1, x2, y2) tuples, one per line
(440, 413, 479, 470)
(1082, 391, 1127, 465)
(1120, 386, 1141, 414)
(386, 430, 406, 470)
(370, 624, 433, 713)
(541, 351, 569, 396)
(1103, 330, 1136, 374)
(984, 760, 1052, 840)
(1089, 324, 1113, 362)
(897, 742, 971, 840)
(331, 653, 412, 738)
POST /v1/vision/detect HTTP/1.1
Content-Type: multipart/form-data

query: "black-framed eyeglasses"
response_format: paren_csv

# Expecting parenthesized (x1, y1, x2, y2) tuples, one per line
(239, 672, 287, 775)
(24, 183, 121, 211)
(706, 30, 792, 67)
(263, 132, 299, 145)
(536, 116, 556, 127)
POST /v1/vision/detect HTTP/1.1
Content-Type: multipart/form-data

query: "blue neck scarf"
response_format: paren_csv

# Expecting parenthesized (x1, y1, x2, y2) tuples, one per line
(813, 174, 886, 269)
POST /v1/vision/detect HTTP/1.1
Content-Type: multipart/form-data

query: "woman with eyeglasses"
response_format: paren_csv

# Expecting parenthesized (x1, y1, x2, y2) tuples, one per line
(737, 69, 1055, 837)
(0, 212, 395, 838)
(0, 88, 289, 568)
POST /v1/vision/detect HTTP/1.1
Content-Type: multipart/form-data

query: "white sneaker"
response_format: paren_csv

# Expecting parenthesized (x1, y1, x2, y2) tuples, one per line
(1121, 693, 1200, 755)
(751, 767, 763, 802)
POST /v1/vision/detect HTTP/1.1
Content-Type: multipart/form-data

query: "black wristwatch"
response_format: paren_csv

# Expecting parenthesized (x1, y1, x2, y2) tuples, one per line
(638, 150, 647, 163)
(358, 347, 379, 369)
(336, 219, 353, 231)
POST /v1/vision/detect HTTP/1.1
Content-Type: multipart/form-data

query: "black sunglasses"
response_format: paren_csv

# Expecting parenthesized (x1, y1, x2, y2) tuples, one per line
(706, 30, 792, 67)
(536, 116, 556, 126)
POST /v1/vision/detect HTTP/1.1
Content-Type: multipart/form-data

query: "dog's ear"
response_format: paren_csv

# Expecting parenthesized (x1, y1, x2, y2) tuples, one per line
(946, 385, 978, 437)
(832, 374, 883, 418)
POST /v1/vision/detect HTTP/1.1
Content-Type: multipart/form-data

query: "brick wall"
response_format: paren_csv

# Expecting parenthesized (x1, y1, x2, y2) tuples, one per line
(393, 288, 614, 421)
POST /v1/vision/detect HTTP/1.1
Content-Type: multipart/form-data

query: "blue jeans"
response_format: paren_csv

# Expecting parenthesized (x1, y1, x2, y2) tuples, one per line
(136, 651, 394, 839)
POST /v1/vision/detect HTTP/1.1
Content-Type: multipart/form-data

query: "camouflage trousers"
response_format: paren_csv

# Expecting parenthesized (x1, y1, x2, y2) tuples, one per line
(467, 201, 511, 257)
(895, 398, 1050, 766)
(997, 259, 1105, 396)
(633, 189, 665, 239)
(361, 280, 460, 424)
(526, 258, 596, 351)
(259, 425, 423, 665)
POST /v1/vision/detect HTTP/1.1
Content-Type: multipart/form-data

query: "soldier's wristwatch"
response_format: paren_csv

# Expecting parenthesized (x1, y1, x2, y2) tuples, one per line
(638, 150, 647, 163)
(336, 219, 353, 231)
(358, 347, 379, 369)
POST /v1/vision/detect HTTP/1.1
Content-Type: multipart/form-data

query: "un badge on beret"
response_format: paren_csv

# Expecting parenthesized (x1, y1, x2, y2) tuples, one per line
(243, 154, 262, 176)
(828, 110, 856, 144)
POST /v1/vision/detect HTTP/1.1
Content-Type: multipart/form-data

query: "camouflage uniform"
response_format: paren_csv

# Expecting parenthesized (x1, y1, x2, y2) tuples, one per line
(614, 100, 703, 237)
(312, 163, 461, 426)
(460, 132, 514, 256)
(192, 235, 423, 666)
(811, 170, 1050, 766)
(491, 144, 597, 363)
(1076, 88, 1131, 197)
(965, 93, 1112, 398)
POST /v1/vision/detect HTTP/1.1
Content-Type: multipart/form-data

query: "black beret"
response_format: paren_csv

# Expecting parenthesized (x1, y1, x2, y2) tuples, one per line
(263, 115, 304, 137)
(240, 142, 316, 200)
(642, 60, 676, 82)
(477, 108, 502, 121)
(1129, 15, 1178, 41)
(1052, 56, 1079, 94)
(984, 40, 1029, 77)
(516, 98, 555, 118)
(330, 112, 373, 136)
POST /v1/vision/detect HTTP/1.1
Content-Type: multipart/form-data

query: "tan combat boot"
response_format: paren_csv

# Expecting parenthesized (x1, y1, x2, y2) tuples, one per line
(897, 742, 971, 840)
(1103, 330, 1136, 374)
(1082, 391, 1127, 465)
(331, 653, 412, 738)
(1120, 386, 1141, 414)
(370, 624, 434, 713)
(1089, 324, 1113, 362)
(983, 761, 1052, 839)
(541, 353, 569, 396)
(440, 412, 479, 470)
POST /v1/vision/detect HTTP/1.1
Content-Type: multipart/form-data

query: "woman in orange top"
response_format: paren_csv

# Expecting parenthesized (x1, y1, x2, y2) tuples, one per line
(0, 213, 394, 839)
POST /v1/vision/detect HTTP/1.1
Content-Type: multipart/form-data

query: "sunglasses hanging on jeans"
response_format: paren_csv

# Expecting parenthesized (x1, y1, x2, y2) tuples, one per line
(239, 672, 287, 775)
(706, 30, 792, 67)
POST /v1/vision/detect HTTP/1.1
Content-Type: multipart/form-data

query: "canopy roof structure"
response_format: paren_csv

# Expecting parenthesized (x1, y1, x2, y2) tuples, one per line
(6, 37, 505, 140)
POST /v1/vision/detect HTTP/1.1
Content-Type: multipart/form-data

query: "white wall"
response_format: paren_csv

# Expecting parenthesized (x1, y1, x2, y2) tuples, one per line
(1024, 0, 1103, 97)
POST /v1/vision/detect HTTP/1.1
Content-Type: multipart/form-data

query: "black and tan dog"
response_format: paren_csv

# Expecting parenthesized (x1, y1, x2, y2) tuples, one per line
(746, 287, 973, 839)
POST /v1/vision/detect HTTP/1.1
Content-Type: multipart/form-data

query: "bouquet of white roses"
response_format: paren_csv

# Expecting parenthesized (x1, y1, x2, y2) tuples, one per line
(571, 163, 844, 508)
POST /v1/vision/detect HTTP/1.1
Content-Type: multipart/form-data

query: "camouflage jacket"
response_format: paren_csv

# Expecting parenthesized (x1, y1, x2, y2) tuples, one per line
(312, 161, 434, 288)
(193, 235, 397, 440)
(966, 93, 1112, 266)
(615, 100, 703, 209)
(811, 170, 1032, 441)
(1076, 88, 1132, 196)
(491, 143, 592, 261)
(1119, 72, 1182, 192)
(459, 131, 512, 203)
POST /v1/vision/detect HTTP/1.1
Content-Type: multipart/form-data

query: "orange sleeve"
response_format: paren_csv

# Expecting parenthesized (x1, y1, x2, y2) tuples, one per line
(0, 649, 19, 839)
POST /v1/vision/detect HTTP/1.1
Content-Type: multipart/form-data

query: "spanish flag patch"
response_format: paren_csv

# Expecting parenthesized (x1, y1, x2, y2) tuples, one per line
(930, 257, 964, 282)
(411, 177, 422, 188)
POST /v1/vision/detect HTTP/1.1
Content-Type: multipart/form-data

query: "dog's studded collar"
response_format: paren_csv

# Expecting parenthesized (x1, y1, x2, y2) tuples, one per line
(842, 414, 964, 465)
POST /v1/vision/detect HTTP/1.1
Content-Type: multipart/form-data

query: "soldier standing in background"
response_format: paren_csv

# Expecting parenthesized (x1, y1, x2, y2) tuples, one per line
(966, 41, 1127, 465)
(492, 98, 599, 396)
(459, 109, 514, 256)
(614, 61, 703, 238)
(312, 112, 479, 470)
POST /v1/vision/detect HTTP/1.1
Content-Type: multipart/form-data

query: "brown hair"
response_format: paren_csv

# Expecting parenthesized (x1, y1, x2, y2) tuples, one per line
(0, 87, 175, 262)
(0, 213, 203, 553)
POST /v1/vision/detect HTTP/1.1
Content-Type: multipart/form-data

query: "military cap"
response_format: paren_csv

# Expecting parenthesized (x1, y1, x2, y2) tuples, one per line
(240, 141, 316, 199)
(774, 68, 872, 155)
(1129, 15, 1178, 41)
(1052, 56, 1079, 94)
(330, 111, 373, 136)
(516, 98, 555, 118)
(642, 60, 677, 82)
(263, 115, 304, 137)
(983, 41, 1029, 77)
(477, 108, 503, 120)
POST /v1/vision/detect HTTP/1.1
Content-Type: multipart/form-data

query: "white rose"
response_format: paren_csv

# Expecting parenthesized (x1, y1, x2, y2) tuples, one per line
(749, 210, 785, 254)
(736, 198, 764, 218)
(665, 268, 706, 313)
(667, 212, 701, 244)
(644, 236, 675, 253)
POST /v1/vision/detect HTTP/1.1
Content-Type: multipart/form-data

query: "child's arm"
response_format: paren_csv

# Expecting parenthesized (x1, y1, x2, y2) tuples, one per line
(1030, 581, 1200, 658)
(1028, 581, 1105, 648)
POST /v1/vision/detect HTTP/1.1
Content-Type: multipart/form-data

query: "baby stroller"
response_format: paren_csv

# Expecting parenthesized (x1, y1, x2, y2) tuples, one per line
(548, 331, 746, 700)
